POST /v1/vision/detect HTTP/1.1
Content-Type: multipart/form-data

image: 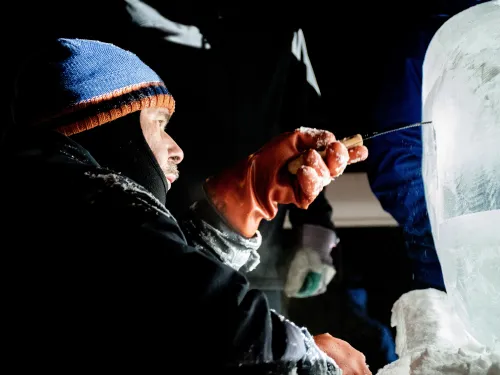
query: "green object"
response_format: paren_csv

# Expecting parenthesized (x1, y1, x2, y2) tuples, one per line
(297, 271, 322, 297)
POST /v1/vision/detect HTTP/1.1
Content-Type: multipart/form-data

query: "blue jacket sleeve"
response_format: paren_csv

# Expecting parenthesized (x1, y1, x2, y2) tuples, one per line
(366, 51, 445, 291)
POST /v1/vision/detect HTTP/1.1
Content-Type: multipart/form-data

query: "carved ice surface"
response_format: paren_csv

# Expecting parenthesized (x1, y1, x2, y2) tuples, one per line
(421, 0, 500, 350)
(378, 2, 500, 374)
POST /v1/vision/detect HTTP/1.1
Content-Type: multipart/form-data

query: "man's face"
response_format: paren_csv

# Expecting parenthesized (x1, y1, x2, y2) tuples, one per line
(140, 108, 184, 189)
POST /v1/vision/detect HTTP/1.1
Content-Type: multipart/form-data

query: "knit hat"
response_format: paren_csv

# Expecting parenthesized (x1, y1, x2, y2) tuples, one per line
(12, 38, 175, 136)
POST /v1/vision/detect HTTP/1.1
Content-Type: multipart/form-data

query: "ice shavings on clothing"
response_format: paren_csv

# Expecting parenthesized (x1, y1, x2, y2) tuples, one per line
(85, 171, 174, 220)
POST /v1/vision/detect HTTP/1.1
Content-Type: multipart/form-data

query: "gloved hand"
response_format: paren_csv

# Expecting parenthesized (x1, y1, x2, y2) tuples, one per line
(205, 127, 368, 238)
(314, 333, 372, 375)
(284, 224, 339, 298)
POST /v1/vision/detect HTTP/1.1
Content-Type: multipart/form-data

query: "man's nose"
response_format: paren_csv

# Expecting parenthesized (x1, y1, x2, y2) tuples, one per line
(168, 136, 184, 164)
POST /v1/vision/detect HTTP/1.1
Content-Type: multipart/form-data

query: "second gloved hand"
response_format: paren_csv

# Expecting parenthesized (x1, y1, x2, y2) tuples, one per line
(285, 224, 339, 298)
(204, 127, 368, 238)
(314, 333, 372, 375)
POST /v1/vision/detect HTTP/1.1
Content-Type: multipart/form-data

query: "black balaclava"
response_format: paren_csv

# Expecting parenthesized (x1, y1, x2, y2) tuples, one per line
(72, 111, 169, 205)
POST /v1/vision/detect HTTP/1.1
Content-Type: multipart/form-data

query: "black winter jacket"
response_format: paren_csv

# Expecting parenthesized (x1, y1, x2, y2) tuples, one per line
(1, 129, 338, 374)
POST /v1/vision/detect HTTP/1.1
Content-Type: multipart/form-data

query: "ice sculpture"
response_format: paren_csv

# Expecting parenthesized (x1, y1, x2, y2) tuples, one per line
(377, 2, 500, 374)
(421, 0, 500, 351)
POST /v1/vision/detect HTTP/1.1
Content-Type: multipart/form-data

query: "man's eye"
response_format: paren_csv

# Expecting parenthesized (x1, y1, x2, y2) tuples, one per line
(159, 119, 168, 130)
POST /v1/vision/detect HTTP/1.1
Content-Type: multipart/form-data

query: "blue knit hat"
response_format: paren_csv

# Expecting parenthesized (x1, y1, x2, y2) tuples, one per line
(12, 38, 175, 136)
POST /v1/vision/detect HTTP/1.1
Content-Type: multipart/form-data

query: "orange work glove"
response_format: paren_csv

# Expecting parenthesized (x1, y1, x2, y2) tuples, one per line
(314, 333, 372, 375)
(204, 127, 368, 238)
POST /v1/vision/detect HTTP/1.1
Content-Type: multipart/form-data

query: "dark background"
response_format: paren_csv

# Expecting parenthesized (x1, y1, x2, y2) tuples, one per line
(4, 1, 482, 138)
